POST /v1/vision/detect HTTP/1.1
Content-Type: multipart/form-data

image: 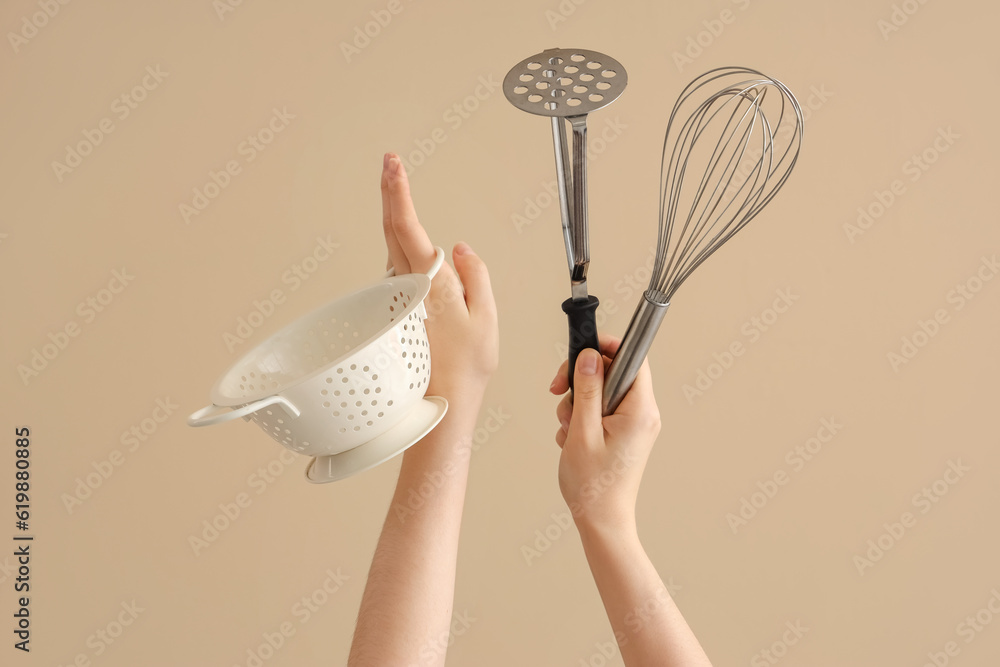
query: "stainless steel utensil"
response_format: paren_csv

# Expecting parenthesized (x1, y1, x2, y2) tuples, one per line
(503, 47, 628, 387)
(602, 67, 804, 414)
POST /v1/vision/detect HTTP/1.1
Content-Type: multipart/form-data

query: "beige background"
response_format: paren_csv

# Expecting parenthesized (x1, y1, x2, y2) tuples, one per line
(2, 0, 998, 665)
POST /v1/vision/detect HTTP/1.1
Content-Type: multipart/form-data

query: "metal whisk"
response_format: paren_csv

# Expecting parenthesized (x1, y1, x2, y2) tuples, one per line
(602, 67, 804, 415)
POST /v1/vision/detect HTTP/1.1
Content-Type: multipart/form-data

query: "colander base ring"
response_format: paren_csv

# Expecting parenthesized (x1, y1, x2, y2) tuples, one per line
(304, 396, 448, 483)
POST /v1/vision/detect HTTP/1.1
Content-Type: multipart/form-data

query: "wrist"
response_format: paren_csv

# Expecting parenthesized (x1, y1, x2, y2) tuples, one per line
(573, 504, 639, 544)
(401, 380, 487, 465)
(428, 378, 489, 409)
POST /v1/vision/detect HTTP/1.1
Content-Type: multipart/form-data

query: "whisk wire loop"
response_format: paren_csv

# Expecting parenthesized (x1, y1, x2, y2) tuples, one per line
(603, 66, 803, 415)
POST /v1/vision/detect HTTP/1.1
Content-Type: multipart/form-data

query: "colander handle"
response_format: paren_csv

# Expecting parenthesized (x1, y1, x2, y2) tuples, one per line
(187, 395, 301, 427)
(384, 246, 446, 279)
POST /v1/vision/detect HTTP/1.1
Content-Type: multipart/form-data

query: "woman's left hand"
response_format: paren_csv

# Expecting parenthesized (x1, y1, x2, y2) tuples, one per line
(380, 152, 499, 400)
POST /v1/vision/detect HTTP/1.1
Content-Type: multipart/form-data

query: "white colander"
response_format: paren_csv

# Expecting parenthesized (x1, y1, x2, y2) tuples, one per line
(188, 248, 448, 483)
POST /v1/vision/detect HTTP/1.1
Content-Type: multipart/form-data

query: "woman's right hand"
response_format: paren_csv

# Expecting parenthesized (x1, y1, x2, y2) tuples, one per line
(549, 336, 662, 531)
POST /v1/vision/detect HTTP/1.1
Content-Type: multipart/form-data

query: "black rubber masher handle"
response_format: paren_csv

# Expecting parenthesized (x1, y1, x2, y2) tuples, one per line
(562, 295, 600, 389)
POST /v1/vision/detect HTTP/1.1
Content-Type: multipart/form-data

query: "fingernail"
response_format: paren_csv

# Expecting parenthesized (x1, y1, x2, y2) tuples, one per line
(549, 377, 558, 392)
(389, 157, 402, 176)
(455, 241, 473, 256)
(383, 152, 391, 169)
(579, 349, 598, 376)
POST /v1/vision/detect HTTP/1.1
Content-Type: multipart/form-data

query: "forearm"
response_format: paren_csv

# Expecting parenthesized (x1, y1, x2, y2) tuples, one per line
(578, 518, 712, 667)
(347, 386, 484, 667)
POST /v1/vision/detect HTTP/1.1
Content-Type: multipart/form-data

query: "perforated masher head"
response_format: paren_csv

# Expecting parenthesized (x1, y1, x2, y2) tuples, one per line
(503, 47, 628, 302)
(502, 47, 628, 117)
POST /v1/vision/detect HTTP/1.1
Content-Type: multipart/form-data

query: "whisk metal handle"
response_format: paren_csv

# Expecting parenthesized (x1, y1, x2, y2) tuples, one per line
(603, 294, 670, 415)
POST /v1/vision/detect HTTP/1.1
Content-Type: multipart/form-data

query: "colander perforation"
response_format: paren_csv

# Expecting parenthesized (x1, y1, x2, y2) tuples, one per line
(203, 272, 432, 453)
(189, 247, 449, 477)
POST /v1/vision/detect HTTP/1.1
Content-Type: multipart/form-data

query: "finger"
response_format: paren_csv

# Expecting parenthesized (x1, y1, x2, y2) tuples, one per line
(452, 243, 497, 321)
(550, 359, 570, 395)
(424, 261, 464, 323)
(552, 342, 616, 395)
(564, 348, 606, 448)
(381, 154, 409, 275)
(614, 355, 657, 417)
(386, 155, 436, 274)
(551, 329, 621, 397)
(556, 394, 573, 429)
(597, 334, 622, 359)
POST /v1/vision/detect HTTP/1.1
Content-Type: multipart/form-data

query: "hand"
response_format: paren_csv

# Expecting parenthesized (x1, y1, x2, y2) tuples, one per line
(381, 153, 499, 401)
(549, 336, 661, 530)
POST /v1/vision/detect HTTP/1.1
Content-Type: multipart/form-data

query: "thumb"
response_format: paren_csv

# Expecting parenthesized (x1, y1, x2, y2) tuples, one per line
(452, 242, 496, 320)
(566, 348, 605, 446)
